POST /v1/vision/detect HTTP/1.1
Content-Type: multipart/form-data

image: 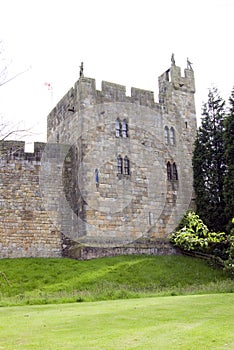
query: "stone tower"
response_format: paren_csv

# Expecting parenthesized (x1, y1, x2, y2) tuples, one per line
(43, 60, 196, 258)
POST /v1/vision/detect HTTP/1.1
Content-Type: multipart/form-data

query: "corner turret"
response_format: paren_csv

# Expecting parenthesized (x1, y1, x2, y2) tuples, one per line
(158, 56, 196, 134)
(159, 65, 195, 99)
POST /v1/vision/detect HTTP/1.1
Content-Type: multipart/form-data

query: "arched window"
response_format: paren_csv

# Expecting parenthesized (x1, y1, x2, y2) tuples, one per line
(164, 126, 169, 145)
(170, 127, 175, 145)
(122, 119, 128, 138)
(117, 155, 123, 174)
(167, 161, 172, 181)
(124, 156, 130, 175)
(116, 118, 121, 137)
(172, 162, 178, 180)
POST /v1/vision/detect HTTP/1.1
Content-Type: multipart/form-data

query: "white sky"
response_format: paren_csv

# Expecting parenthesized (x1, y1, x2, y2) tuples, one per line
(0, 0, 233, 150)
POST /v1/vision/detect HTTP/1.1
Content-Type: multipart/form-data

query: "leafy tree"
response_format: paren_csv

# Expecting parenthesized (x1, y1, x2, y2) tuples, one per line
(223, 88, 234, 231)
(192, 88, 226, 232)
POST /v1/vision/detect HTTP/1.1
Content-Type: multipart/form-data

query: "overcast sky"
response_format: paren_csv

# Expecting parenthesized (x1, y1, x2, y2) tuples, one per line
(0, 0, 233, 149)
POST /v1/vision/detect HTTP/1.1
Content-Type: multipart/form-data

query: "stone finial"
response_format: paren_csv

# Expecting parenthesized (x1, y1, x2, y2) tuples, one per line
(79, 62, 84, 78)
(187, 58, 193, 70)
(171, 53, 175, 66)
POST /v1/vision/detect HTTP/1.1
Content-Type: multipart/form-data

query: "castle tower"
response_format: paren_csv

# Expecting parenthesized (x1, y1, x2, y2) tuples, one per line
(44, 60, 197, 258)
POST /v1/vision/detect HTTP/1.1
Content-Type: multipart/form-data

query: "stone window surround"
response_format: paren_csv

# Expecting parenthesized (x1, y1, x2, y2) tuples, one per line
(164, 125, 175, 146)
(117, 154, 130, 176)
(167, 161, 178, 181)
(115, 118, 129, 138)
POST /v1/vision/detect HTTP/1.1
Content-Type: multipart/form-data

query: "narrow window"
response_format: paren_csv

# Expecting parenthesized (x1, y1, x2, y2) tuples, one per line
(167, 161, 172, 181)
(124, 156, 130, 175)
(10, 147, 14, 159)
(117, 155, 123, 174)
(95, 168, 99, 187)
(185, 121, 188, 129)
(149, 212, 154, 225)
(170, 127, 175, 145)
(122, 119, 128, 138)
(35, 151, 41, 162)
(116, 118, 121, 138)
(172, 162, 178, 180)
(164, 126, 169, 145)
(165, 69, 170, 82)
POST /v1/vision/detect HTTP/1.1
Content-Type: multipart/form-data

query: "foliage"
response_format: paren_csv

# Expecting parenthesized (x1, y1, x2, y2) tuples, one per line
(223, 88, 234, 232)
(170, 211, 227, 254)
(224, 240, 234, 278)
(0, 255, 232, 306)
(192, 87, 226, 232)
(223, 219, 234, 277)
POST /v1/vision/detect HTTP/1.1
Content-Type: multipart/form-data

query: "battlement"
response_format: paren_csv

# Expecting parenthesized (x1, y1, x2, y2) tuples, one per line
(0, 62, 197, 260)
(0, 140, 46, 162)
(47, 63, 195, 136)
(158, 65, 195, 100)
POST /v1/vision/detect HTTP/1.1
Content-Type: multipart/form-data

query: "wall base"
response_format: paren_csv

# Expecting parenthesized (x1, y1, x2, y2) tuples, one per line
(62, 236, 178, 260)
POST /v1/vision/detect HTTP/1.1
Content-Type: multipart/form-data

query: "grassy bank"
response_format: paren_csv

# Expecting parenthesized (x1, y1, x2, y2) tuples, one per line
(0, 255, 233, 306)
(0, 294, 233, 349)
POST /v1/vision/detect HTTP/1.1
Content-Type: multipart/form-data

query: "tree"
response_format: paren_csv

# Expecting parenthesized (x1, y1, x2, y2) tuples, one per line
(0, 40, 32, 158)
(192, 87, 226, 232)
(223, 88, 234, 231)
(0, 40, 31, 144)
(0, 40, 11, 86)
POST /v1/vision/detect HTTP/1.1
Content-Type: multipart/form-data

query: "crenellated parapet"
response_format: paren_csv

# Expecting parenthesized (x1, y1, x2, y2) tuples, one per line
(158, 65, 195, 108)
(47, 63, 196, 137)
(0, 140, 46, 162)
(47, 87, 75, 138)
(0, 61, 197, 259)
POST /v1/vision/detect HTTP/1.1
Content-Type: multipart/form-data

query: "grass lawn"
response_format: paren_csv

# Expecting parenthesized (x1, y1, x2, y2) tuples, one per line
(0, 293, 233, 350)
(0, 255, 233, 306)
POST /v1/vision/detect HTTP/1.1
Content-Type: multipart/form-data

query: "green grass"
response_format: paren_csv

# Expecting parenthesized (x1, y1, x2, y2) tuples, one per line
(0, 293, 233, 349)
(0, 255, 233, 306)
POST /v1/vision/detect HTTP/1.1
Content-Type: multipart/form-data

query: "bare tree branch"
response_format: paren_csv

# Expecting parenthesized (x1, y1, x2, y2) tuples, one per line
(0, 40, 12, 86)
(0, 41, 35, 159)
(0, 66, 31, 87)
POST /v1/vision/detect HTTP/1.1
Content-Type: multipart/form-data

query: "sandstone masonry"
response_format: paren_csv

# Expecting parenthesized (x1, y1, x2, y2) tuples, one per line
(0, 142, 62, 258)
(0, 61, 197, 259)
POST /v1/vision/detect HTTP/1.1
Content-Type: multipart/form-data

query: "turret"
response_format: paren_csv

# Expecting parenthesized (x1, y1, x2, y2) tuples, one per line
(158, 58, 195, 109)
(158, 56, 196, 135)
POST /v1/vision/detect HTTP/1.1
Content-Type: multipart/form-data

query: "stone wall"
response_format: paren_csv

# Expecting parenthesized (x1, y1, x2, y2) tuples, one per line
(0, 62, 197, 259)
(62, 236, 177, 260)
(46, 63, 197, 251)
(0, 142, 62, 258)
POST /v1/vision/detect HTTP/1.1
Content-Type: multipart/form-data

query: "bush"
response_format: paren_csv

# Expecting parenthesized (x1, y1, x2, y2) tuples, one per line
(223, 219, 234, 277)
(170, 211, 228, 256)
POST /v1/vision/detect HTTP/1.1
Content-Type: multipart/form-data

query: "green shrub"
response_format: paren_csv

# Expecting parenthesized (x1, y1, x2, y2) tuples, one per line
(224, 219, 234, 277)
(170, 211, 228, 256)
